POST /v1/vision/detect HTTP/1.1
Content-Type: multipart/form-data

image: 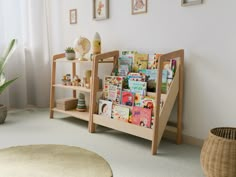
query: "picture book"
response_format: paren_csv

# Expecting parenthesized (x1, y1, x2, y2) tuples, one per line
(121, 51, 137, 60)
(112, 105, 130, 122)
(129, 80, 147, 96)
(98, 100, 113, 118)
(133, 53, 148, 72)
(131, 106, 152, 128)
(134, 93, 144, 107)
(141, 96, 155, 114)
(107, 84, 117, 101)
(118, 56, 132, 75)
(147, 53, 163, 69)
(104, 76, 123, 104)
(148, 54, 157, 69)
(139, 69, 168, 93)
(127, 72, 146, 82)
(161, 70, 168, 94)
(119, 64, 129, 76)
(121, 91, 135, 106)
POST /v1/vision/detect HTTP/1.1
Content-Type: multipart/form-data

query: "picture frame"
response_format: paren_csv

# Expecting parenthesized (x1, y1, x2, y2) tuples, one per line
(132, 0, 148, 15)
(70, 9, 77, 24)
(93, 0, 109, 20)
(181, 0, 203, 7)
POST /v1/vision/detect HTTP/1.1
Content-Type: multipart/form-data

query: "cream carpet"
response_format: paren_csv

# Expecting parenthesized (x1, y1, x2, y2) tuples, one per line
(0, 144, 112, 177)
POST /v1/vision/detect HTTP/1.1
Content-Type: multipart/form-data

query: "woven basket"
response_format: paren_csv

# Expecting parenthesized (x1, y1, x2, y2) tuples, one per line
(200, 127, 236, 177)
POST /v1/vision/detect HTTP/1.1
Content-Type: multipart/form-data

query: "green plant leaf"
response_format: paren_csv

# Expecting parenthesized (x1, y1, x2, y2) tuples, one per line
(0, 39, 17, 73)
(0, 77, 18, 95)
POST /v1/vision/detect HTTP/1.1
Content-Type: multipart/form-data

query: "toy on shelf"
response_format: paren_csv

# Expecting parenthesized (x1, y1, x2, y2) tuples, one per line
(72, 75, 81, 86)
(85, 70, 92, 89)
(92, 32, 101, 55)
(77, 93, 86, 112)
(62, 74, 72, 86)
(74, 36, 91, 61)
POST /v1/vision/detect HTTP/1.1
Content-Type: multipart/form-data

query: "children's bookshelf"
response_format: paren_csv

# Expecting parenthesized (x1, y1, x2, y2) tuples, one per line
(89, 50, 184, 155)
(49, 53, 92, 123)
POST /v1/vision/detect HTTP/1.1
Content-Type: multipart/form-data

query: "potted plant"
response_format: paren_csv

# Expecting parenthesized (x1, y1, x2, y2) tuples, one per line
(65, 47, 76, 60)
(0, 39, 18, 124)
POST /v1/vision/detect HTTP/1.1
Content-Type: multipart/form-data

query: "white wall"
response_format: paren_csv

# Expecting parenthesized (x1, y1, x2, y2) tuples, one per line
(52, 0, 236, 140)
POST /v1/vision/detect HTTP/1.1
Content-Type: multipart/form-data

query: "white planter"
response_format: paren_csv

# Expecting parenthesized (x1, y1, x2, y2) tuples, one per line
(65, 52, 76, 60)
(0, 104, 7, 124)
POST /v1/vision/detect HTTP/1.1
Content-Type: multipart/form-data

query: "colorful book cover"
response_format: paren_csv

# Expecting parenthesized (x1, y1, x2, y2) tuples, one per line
(147, 53, 162, 69)
(127, 72, 146, 82)
(131, 106, 152, 128)
(139, 69, 168, 93)
(148, 54, 157, 69)
(133, 53, 148, 72)
(98, 100, 113, 118)
(142, 96, 155, 114)
(119, 64, 129, 76)
(121, 91, 135, 106)
(121, 51, 137, 61)
(119, 56, 132, 71)
(134, 93, 144, 107)
(107, 84, 117, 101)
(104, 76, 123, 104)
(129, 80, 147, 96)
(161, 70, 168, 94)
(112, 105, 130, 122)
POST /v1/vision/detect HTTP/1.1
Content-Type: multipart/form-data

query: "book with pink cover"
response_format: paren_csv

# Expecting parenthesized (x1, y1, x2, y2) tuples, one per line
(131, 106, 152, 128)
(121, 91, 135, 106)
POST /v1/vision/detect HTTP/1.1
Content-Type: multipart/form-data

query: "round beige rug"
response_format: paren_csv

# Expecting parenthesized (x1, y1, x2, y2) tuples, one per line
(0, 144, 113, 177)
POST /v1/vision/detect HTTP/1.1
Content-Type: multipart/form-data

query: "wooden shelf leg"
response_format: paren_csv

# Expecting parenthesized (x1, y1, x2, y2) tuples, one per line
(72, 63, 76, 98)
(50, 59, 57, 119)
(177, 52, 184, 144)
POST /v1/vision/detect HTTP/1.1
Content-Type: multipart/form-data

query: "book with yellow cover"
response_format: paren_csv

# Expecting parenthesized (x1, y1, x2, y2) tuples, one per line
(132, 53, 148, 72)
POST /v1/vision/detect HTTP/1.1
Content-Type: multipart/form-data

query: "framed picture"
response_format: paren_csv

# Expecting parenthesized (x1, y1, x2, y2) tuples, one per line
(132, 0, 147, 15)
(70, 9, 77, 24)
(93, 0, 109, 20)
(181, 0, 203, 7)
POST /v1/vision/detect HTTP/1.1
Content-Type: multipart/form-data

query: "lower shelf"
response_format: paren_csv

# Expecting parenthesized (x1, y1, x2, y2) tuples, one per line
(52, 108, 89, 121)
(93, 114, 178, 141)
(93, 114, 153, 140)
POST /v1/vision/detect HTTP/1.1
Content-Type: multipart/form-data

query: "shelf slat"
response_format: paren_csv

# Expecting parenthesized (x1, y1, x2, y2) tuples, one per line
(52, 108, 89, 121)
(53, 84, 91, 93)
(93, 114, 153, 140)
(54, 58, 92, 63)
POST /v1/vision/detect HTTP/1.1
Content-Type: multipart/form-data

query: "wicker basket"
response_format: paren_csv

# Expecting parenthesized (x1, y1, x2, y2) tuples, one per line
(200, 127, 236, 177)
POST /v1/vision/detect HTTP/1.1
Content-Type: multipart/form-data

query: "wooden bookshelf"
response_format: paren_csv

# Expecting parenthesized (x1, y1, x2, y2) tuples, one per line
(89, 50, 184, 155)
(50, 53, 92, 124)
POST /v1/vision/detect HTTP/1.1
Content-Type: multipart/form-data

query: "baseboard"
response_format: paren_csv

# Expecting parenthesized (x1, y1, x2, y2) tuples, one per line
(164, 130, 204, 147)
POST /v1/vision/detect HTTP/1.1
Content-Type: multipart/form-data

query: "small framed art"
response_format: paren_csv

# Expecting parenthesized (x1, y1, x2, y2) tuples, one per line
(93, 0, 109, 20)
(132, 0, 147, 15)
(70, 9, 77, 24)
(181, 0, 203, 7)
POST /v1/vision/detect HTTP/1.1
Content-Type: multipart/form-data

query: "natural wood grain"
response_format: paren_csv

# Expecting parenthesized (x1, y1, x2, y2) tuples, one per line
(53, 84, 91, 93)
(50, 53, 65, 118)
(177, 50, 184, 144)
(89, 51, 119, 133)
(90, 49, 184, 155)
(94, 115, 153, 140)
(53, 108, 89, 121)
